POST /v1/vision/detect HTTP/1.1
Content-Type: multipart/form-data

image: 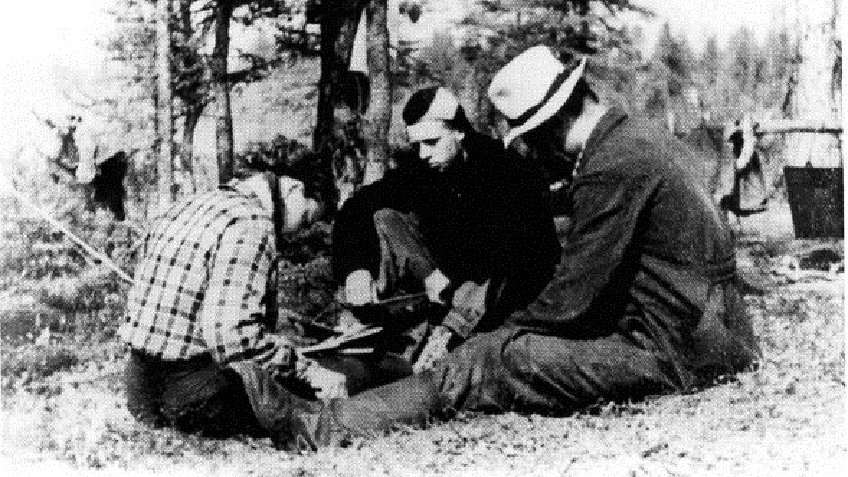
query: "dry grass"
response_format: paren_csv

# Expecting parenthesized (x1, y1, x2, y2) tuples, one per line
(1, 239, 845, 477)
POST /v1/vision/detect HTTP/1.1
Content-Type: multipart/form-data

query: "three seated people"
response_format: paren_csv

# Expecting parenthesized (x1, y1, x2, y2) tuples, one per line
(120, 45, 760, 450)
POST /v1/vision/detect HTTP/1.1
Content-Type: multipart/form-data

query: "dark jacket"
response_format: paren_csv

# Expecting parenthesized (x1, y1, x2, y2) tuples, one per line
(333, 131, 560, 332)
(508, 108, 760, 389)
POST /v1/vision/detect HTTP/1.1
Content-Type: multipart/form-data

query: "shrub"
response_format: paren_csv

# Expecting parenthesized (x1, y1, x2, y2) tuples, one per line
(1, 158, 138, 351)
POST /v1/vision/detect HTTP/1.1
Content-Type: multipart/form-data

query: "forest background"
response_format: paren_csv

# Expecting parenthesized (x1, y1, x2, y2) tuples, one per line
(0, 0, 843, 475)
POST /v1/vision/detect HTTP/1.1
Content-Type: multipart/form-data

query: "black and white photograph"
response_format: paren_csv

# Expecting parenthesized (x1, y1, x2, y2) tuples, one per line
(0, 0, 844, 475)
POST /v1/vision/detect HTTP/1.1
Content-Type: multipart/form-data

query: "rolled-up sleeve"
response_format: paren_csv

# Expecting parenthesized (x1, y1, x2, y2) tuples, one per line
(202, 219, 294, 372)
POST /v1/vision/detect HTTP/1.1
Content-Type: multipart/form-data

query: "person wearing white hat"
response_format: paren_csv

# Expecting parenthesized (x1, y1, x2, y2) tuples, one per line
(332, 85, 559, 376)
(472, 45, 759, 409)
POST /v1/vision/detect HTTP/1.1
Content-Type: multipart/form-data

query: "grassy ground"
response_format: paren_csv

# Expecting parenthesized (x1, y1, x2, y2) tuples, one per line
(1, 209, 845, 476)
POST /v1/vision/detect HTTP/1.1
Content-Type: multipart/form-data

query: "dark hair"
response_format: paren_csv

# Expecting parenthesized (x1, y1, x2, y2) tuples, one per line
(402, 86, 473, 133)
(239, 137, 338, 217)
(284, 153, 338, 217)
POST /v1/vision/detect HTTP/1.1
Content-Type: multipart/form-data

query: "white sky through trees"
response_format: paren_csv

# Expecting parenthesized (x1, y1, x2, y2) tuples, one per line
(633, 0, 792, 52)
(0, 0, 800, 164)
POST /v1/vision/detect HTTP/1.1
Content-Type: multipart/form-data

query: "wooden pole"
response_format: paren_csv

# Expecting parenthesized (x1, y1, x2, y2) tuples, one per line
(751, 120, 843, 136)
(722, 119, 843, 138)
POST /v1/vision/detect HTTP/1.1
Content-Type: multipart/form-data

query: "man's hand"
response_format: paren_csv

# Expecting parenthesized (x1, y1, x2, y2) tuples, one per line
(424, 269, 450, 305)
(412, 325, 453, 373)
(345, 269, 377, 306)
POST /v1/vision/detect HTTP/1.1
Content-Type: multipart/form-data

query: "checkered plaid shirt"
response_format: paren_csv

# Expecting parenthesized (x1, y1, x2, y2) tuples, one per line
(119, 185, 293, 372)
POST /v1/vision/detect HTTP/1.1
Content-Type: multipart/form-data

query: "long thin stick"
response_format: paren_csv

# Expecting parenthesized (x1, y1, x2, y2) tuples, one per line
(0, 176, 135, 284)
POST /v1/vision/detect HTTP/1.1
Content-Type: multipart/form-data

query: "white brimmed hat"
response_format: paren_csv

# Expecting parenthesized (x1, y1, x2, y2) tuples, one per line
(487, 45, 587, 147)
(403, 87, 462, 142)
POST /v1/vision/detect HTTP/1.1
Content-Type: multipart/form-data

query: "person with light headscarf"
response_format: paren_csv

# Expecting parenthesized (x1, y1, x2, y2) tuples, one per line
(333, 86, 559, 374)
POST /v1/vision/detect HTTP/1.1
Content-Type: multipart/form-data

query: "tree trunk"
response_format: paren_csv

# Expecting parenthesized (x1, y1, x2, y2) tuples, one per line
(212, 0, 235, 184)
(314, 0, 367, 153)
(362, 0, 392, 185)
(156, 0, 175, 212)
(787, 0, 842, 167)
(181, 108, 202, 193)
(177, 0, 198, 195)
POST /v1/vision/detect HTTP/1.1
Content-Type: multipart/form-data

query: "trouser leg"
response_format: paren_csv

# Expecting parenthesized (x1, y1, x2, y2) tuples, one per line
(125, 351, 263, 437)
(433, 327, 681, 415)
(332, 370, 446, 433)
(124, 350, 166, 428)
(288, 370, 447, 451)
(273, 328, 682, 449)
(159, 358, 263, 437)
(372, 209, 437, 295)
(230, 361, 321, 448)
(358, 209, 444, 367)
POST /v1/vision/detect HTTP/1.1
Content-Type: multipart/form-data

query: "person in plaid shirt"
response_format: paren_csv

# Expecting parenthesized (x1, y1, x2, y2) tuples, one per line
(120, 164, 335, 441)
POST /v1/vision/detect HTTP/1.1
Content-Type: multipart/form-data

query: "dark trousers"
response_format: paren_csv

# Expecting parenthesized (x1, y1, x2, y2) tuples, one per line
(318, 327, 681, 441)
(367, 209, 441, 367)
(124, 350, 264, 437)
(372, 208, 437, 296)
(430, 327, 680, 415)
(124, 349, 421, 437)
(371, 209, 492, 356)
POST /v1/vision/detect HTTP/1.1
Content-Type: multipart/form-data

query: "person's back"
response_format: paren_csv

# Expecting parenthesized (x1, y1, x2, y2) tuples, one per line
(569, 113, 758, 387)
(122, 187, 274, 357)
(120, 171, 331, 442)
(583, 114, 735, 265)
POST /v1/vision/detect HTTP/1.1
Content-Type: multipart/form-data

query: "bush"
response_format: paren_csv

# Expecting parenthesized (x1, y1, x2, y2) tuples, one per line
(1, 160, 137, 350)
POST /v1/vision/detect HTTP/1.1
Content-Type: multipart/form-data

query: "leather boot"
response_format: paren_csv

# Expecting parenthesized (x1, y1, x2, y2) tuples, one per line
(229, 361, 324, 450)
(290, 370, 446, 451)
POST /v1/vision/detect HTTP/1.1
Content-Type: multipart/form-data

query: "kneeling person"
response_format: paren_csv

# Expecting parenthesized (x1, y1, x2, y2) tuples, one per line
(119, 163, 334, 445)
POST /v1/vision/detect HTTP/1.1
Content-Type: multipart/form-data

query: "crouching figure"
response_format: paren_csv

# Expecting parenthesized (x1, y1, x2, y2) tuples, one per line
(119, 162, 342, 449)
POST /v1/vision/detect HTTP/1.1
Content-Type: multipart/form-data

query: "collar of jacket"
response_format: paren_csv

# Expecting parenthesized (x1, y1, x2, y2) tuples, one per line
(580, 107, 628, 168)
(445, 131, 496, 176)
